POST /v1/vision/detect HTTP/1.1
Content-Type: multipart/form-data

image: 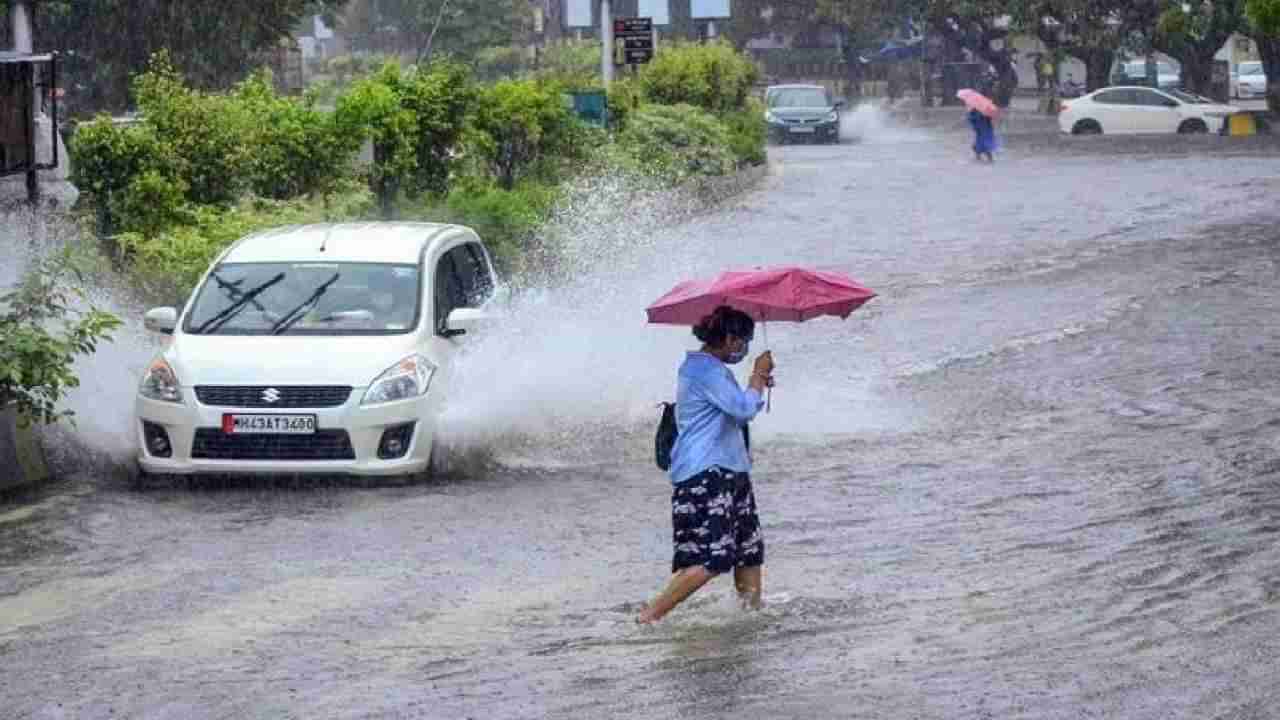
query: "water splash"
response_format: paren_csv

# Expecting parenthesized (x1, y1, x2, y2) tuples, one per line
(841, 103, 936, 145)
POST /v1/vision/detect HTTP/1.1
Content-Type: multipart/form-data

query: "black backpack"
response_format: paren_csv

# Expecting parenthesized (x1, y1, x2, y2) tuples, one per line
(654, 402, 750, 472)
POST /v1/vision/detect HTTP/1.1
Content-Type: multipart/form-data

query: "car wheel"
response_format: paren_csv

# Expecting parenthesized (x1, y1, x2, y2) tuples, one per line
(1178, 119, 1208, 134)
(1072, 119, 1103, 135)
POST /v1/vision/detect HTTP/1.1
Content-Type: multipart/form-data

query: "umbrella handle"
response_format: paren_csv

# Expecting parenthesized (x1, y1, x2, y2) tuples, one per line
(763, 321, 771, 413)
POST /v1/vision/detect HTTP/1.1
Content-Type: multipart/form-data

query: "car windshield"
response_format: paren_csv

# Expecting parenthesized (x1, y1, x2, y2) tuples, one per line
(769, 88, 831, 108)
(183, 262, 420, 335)
(1239, 62, 1263, 76)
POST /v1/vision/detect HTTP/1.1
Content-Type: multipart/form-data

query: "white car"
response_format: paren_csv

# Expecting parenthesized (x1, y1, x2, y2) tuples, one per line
(135, 223, 500, 482)
(1058, 86, 1237, 135)
(1236, 61, 1268, 99)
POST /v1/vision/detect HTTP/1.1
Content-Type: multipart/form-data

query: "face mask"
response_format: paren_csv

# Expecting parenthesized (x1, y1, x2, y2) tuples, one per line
(726, 340, 750, 365)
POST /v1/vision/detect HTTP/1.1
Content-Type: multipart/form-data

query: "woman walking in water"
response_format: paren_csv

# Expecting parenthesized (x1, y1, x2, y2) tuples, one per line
(637, 305, 775, 624)
(968, 107, 996, 163)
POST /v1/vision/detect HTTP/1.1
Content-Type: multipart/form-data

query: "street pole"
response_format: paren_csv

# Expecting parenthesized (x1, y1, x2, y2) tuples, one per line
(601, 0, 614, 86)
(10, 0, 39, 203)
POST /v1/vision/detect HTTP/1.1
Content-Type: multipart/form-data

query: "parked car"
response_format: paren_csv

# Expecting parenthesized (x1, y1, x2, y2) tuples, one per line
(1111, 60, 1181, 90)
(134, 222, 501, 483)
(1235, 61, 1268, 99)
(1058, 86, 1237, 135)
(764, 84, 845, 145)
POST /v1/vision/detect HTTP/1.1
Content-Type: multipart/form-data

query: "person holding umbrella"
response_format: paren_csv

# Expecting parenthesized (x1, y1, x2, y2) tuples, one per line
(957, 88, 999, 163)
(640, 268, 877, 623)
(636, 306, 776, 624)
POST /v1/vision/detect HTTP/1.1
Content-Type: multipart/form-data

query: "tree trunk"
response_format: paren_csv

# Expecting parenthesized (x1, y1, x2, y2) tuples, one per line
(1068, 47, 1114, 92)
(1179, 50, 1215, 96)
(1257, 36, 1280, 117)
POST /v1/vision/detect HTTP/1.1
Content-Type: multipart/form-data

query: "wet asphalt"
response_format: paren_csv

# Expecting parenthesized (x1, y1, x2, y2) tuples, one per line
(4, 123, 1280, 719)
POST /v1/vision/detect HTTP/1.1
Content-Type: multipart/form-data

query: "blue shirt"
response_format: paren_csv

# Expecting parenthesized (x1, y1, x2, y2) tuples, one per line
(668, 352, 765, 485)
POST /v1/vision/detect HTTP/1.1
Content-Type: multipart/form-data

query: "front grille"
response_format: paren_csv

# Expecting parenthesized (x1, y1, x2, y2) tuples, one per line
(191, 429, 356, 461)
(195, 386, 352, 409)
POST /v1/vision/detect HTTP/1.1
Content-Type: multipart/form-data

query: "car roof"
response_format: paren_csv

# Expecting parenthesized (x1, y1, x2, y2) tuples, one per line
(220, 222, 468, 265)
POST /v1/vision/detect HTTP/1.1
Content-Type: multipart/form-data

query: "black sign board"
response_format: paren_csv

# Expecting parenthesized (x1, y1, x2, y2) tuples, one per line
(613, 17, 654, 65)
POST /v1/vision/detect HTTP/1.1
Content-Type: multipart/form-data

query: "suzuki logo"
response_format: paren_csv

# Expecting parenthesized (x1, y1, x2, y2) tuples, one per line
(261, 388, 282, 404)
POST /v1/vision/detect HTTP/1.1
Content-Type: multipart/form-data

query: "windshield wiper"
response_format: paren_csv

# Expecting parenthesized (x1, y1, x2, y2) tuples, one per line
(210, 271, 269, 314)
(271, 273, 341, 335)
(194, 273, 286, 335)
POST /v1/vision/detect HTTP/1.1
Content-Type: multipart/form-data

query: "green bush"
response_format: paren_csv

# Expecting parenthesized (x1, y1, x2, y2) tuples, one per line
(132, 53, 251, 206)
(431, 178, 558, 269)
(475, 45, 530, 82)
(470, 79, 583, 190)
(615, 103, 735, 184)
(335, 60, 476, 217)
(638, 41, 760, 115)
(534, 41, 604, 90)
(605, 77, 644, 130)
(722, 96, 767, 167)
(234, 73, 362, 201)
(0, 248, 122, 427)
(68, 118, 179, 235)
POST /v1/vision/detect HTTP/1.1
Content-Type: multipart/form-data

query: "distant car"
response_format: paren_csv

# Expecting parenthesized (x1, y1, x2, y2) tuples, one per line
(764, 84, 844, 145)
(1111, 60, 1181, 90)
(1058, 86, 1237, 135)
(134, 222, 501, 483)
(1236, 61, 1268, 99)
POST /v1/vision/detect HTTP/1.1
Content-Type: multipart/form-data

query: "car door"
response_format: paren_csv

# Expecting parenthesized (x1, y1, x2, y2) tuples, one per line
(1089, 89, 1135, 133)
(1132, 89, 1181, 133)
(432, 243, 494, 338)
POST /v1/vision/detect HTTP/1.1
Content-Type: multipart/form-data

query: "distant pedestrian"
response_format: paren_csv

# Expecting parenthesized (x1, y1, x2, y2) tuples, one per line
(968, 108, 996, 163)
(637, 305, 775, 624)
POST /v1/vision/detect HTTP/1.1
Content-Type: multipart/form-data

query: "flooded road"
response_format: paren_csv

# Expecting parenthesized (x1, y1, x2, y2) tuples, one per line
(5, 124, 1280, 719)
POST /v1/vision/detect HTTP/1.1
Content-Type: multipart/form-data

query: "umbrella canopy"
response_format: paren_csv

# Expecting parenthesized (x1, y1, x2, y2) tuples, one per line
(646, 267, 876, 325)
(956, 88, 1000, 118)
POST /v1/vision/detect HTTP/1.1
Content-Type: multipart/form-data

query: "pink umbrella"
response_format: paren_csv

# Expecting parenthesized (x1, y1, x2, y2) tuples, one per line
(646, 267, 877, 409)
(957, 88, 1000, 118)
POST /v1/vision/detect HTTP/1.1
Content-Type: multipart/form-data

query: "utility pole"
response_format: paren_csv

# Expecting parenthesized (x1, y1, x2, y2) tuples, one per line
(9, 0, 39, 203)
(601, 0, 614, 86)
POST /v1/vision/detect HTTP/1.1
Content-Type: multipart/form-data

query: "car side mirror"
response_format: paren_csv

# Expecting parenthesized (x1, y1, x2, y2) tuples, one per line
(441, 307, 487, 339)
(144, 307, 178, 335)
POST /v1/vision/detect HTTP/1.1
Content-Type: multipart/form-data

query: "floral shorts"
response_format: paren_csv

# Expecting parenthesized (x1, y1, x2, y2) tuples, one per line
(671, 467, 764, 574)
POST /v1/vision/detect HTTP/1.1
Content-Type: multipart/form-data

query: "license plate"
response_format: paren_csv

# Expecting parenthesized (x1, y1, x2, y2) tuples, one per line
(222, 414, 316, 435)
(789, 126, 816, 134)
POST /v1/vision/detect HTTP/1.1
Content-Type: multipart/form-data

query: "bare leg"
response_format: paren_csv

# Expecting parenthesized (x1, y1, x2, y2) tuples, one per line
(637, 566, 716, 624)
(734, 565, 763, 610)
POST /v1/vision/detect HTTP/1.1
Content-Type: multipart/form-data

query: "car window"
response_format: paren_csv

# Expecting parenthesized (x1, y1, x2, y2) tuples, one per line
(1239, 62, 1263, 75)
(1134, 89, 1176, 107)
(433, 244, 493, 333)
(1094, 89, 1136, 105)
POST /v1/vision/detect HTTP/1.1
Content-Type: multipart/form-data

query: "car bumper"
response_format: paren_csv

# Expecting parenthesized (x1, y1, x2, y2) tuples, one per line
(769, 122, 840, 141)
(135, 390, 438, 477)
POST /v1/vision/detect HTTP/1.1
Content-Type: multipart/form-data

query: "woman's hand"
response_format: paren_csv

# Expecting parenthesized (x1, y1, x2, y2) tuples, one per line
(749, 351, 775, 392)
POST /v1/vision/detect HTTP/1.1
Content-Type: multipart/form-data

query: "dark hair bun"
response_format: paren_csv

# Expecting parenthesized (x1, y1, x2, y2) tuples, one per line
(692, 305, 754, 348)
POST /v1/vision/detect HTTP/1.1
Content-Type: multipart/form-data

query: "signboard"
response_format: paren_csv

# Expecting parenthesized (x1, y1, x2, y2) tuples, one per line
(637, 0, 671, 25)
(690, 0, 731, 19)
(613, 17, 654, 66)
(565, 0, 593, 28)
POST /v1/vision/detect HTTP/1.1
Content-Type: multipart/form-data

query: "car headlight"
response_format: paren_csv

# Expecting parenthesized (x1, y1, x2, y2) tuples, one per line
(765, 110, 779, 123)
(362, 354, 436, 405)
(139, 357, 182, 403)
(826, 111, 840, 122)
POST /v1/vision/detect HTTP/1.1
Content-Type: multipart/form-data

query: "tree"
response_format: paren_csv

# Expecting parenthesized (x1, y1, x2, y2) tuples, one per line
(349, 0, 533, 63)
(2, 0, 348, 115)
(1016, 0, 1156, 92)
(817, 0, 905, 101)
(1246, 0, 1280, 113)
(1153, 0, 1246, 96)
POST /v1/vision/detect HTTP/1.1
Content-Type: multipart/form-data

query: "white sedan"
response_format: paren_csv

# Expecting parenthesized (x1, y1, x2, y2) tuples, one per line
(1236, 61, 1268, 100)
(135, 222, 500, 483)
(1058, 86, 1238, 135)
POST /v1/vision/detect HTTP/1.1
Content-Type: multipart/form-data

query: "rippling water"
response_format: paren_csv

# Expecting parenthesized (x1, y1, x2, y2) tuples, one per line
(4, 119, 1280, 718)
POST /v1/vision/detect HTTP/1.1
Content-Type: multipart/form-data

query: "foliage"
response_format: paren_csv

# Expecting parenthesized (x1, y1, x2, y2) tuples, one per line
(427, 178, 559, 269)
(475, 46, 530, 82)
(1247, 0, 1280, 34)
(638, 41, 760, 114)
(1153, 0, 1247, 94)
(722, 98, 768, 168)
(6, 0, 346, 116)
(533, 41, 604, 90)
(0, 248, 123, 427)
(335, 60, 476, 216)
(605, 77, 646, 131)
(68, 118, 179, 235)
(615, 104, 736, 185)
(347, 0, 535, 63)
(234, 72, 364, 200)
(469, 79, 584, 190)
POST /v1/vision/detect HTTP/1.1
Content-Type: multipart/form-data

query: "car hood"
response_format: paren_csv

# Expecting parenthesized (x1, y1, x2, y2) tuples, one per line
(768, 106, 836, 120)
(165, 333, 423, 387)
